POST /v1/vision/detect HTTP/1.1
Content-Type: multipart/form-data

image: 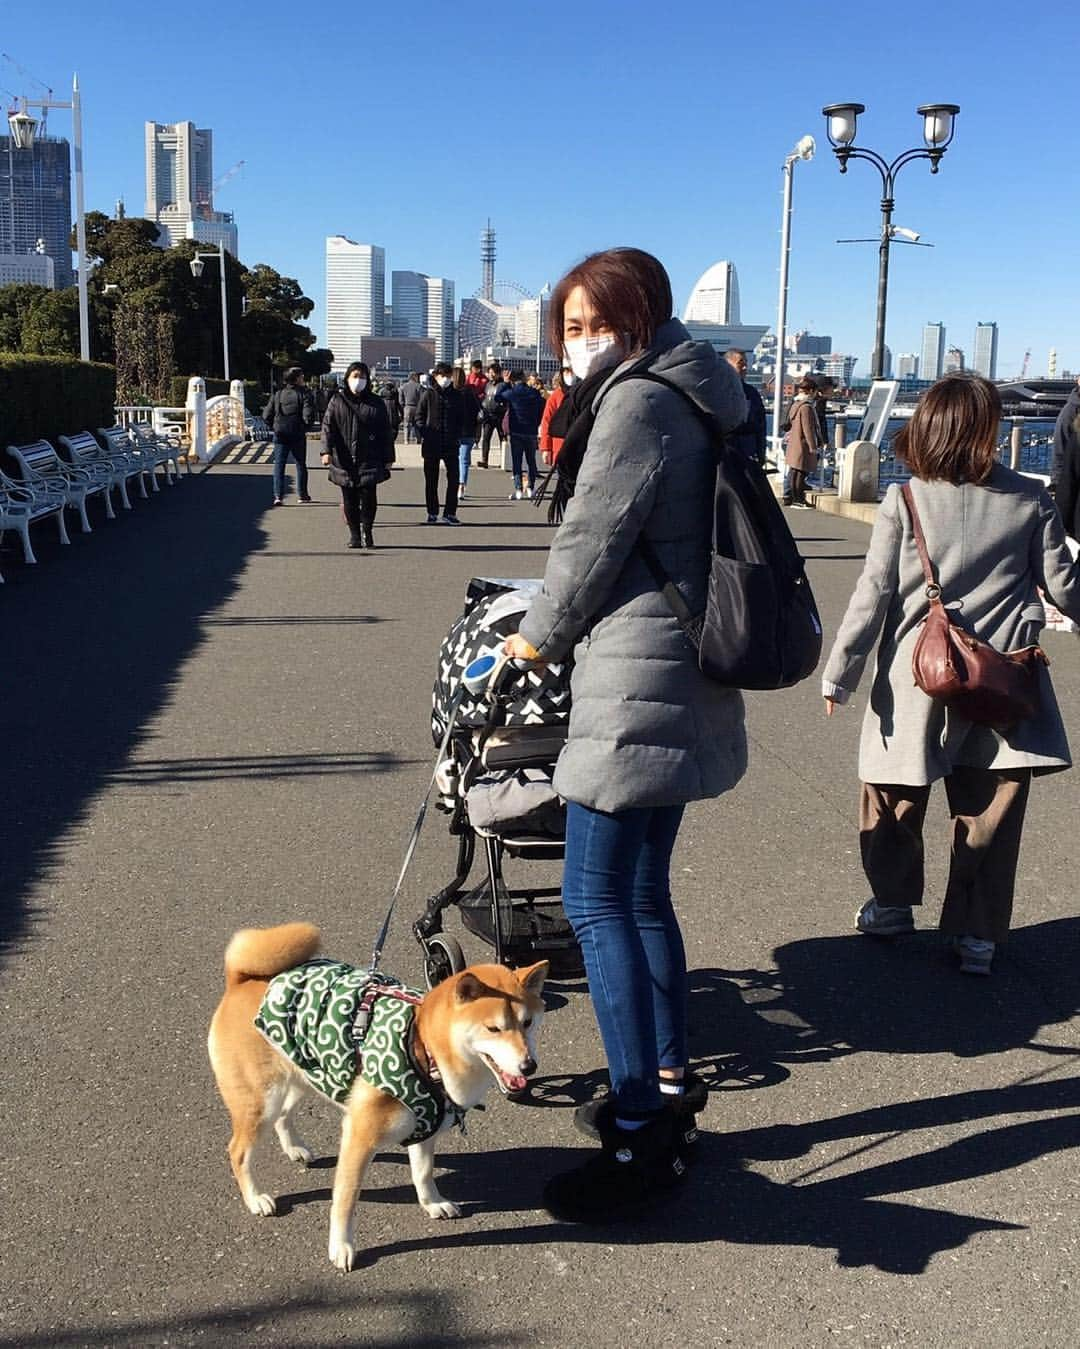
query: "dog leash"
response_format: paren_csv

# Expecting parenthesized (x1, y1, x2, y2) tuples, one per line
(369, 688, 465, 972)
(369, 652, 525, 972)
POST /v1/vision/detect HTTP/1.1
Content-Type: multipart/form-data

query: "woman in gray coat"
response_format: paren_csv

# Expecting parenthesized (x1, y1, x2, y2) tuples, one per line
(504, 248, 747, 1222)
(823, 374, 1080, 975)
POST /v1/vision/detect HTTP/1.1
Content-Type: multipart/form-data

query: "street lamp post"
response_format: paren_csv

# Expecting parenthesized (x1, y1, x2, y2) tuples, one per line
(535, 282, 550, 375)
(772, 135, 816, 470)
(7, 75, 90, 361)
(190, 246, 231, 382)
(821, 102, 959, 380)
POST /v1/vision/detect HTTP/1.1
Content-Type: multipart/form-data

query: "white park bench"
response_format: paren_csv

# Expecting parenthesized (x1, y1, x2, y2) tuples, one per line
(98, 425, 168, 492)
(59, 431, 143, 511)
(130, 422, 185, 481)
(5, 439, 111, 534)
(0, 473, 70, 581)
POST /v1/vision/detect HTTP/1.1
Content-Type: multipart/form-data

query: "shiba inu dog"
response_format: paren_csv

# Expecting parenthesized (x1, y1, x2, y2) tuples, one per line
(208, 922, 547, 1271)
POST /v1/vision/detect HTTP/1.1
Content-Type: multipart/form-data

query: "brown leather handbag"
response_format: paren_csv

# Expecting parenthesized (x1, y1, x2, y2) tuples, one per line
(901, 483, 1048, 728)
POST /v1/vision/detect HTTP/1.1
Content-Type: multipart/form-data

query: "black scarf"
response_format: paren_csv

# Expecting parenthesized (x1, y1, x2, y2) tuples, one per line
(533, 367, 615, 523)
(534, 355, 656, 523)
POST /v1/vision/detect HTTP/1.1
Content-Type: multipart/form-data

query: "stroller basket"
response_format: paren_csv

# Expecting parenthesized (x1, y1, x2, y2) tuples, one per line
(458, 878, 583, 979)
(416, 579, 584, 988)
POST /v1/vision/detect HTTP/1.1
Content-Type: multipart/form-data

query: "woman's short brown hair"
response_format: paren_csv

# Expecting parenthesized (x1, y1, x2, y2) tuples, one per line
(547, 247, 672, 357)
(894, 373, 1001, 485)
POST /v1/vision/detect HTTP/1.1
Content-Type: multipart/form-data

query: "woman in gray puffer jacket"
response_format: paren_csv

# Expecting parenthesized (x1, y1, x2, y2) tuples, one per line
(505, 248, 747, 1223)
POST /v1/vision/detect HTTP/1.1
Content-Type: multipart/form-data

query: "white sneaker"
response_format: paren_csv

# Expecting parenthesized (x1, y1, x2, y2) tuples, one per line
(509, 489, 523, 501)
(524, 486, 534, 499)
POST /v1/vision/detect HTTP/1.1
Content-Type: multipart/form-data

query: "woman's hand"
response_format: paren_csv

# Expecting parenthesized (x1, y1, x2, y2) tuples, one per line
(504, 633, 544, 666)
(824, 698, 838, 717)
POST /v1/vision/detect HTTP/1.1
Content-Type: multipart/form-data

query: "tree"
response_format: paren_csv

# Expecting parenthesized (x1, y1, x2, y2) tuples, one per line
(21, 288, 81, 356)
(235, 262, 322, 383)
(243, 264, 314, 322)
(0, 283, 50, 351)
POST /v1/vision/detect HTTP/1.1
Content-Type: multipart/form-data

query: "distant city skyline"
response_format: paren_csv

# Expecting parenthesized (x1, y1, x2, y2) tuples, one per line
(1, 6, 1077, 378)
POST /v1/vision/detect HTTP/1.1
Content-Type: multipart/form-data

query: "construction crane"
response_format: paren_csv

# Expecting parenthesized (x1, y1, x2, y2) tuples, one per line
(195, 160, 244, 219)
(1020, 349, 1031, 380)
(1, 53, 52, 134)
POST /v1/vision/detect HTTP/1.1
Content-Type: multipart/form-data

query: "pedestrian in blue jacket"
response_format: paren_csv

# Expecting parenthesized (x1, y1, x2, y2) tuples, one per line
(496, 370, 545, 498)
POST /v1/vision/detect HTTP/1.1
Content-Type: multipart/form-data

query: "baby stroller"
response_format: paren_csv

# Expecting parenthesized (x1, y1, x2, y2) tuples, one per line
(413, 578, 584, 988)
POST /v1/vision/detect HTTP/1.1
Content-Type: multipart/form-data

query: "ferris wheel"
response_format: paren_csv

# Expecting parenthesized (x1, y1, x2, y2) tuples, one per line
(458, 279, 535, 356)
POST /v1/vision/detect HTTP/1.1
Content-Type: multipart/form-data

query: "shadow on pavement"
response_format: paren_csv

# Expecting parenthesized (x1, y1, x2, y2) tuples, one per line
(685, 917, 1080, 1082)
(1, 476, 266, 966)
(0, 1289, 525, 1349)
(103, 752, 413, 786)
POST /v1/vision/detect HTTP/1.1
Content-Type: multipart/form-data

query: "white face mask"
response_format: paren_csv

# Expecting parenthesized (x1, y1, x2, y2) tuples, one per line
(564, 334, 621, 381)
(347, 375, 366, 393)
(436, 375, 452, 389)
(561, 371, 575, 387)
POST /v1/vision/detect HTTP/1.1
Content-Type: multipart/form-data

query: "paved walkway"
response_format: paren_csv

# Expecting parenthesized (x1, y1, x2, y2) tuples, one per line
(2, 464, 1079, 1347)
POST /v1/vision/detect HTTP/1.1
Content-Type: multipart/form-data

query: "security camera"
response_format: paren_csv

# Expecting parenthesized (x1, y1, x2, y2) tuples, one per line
(891, 226, 921, 243)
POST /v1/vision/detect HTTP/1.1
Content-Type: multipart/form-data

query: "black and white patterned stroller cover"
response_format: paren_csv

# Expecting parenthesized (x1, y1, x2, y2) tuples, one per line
(432, 579, 571, 841)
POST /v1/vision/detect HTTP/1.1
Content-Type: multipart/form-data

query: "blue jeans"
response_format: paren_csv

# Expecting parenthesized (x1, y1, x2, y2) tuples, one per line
(459, 440, 474, 489)
(272, 436, 308, 500)
(509, 434, 538, 491)
(562, 800, 688, 1117)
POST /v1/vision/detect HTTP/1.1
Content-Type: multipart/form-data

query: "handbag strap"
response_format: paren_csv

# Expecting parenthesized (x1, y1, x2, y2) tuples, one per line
(900, 483, 943, 601)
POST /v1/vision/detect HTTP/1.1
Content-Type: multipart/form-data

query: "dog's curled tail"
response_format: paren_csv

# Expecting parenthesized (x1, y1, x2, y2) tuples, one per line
(223, 923, 321, 987)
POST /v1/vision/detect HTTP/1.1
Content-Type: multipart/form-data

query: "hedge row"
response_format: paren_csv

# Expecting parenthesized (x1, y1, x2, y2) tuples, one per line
(0, 355, 116, 450)
(167, 375, 263, 411)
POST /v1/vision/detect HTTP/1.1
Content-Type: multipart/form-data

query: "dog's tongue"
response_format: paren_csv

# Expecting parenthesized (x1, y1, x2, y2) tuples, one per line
(504, 1073, 528, 1093)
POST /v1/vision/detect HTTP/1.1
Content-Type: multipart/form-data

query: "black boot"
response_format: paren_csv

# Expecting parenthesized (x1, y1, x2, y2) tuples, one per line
(574, 1071, 707, 1160)
(347, 534, 363, 549)
(363, 527, 375, 549)
(543, 1105, 685, 1224)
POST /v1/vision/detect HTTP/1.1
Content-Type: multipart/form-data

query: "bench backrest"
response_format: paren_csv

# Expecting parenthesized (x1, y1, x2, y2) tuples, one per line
(58, 432, 104, 465)
(99, 426, 134, 454)
(7, 440, 63, 480)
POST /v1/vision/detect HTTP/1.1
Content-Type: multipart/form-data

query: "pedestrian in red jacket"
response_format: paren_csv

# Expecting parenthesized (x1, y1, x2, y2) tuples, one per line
(540, 365, 577, 464)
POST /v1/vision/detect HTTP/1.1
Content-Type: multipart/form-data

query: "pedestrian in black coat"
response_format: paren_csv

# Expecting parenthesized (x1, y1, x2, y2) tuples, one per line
(263, 367, 315, 505)
(723, 349, 768, 466)
(1052, 378, 1080, 541)
(379, 381, 402, 463)
(320, 362, 392, 549)
(415, 361, 465, 524)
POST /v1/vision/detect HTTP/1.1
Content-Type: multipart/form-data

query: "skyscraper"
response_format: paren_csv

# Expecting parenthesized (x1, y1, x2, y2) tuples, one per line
(683, 261, 741, 325)
(897, 353, 920, 380)
(973, 322, 998, 380)
(921, 323, 946, 381)
(391, 271, 426, 338)
(326, 236, 386, 371)
(144, 121, 237, 253)
(423, 276, 455, 363)
(944, 346, 965, 373)
(0, 132, 74, 289)
(391, 269, 455, 362)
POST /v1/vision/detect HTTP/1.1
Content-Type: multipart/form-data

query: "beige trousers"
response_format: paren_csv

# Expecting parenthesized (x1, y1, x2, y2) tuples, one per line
(859, 766, 1032, 944)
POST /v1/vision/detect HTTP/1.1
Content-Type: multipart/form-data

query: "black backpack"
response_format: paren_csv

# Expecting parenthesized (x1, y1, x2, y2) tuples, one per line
(618, 372, 822, 691)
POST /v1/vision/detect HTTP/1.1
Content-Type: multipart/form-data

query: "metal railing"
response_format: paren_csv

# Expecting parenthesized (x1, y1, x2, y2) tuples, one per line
(206, 395, 246, 444)
(114, 405, 188, 446)
(818, 416, 1056, 492)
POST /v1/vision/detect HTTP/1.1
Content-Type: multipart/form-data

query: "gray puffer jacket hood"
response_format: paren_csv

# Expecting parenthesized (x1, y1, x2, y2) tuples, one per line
(594, 318, 747, 427)
(520, 318, 748, 813)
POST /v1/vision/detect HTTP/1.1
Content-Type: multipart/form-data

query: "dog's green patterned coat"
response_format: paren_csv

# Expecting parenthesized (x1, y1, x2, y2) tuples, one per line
(254, 959, 448, 1144)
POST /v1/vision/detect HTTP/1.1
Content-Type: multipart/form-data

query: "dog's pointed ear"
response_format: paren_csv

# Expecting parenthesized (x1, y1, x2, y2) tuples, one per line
(454, 972, 484, 1003)
(514, 961, 549, 997)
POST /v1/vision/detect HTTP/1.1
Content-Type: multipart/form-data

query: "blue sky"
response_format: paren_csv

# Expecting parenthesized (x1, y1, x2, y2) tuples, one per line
(5, 1, 1077, 376)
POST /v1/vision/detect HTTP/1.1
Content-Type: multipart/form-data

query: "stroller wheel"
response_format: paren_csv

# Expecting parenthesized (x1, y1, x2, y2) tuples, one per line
(424, 933, 466, 989)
